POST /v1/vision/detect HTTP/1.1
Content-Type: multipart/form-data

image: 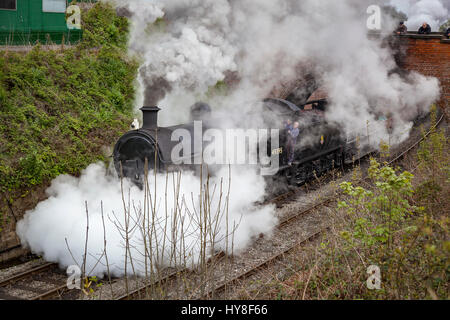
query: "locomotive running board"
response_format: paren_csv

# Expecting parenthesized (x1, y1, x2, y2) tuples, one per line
(278, 145, 343, 171)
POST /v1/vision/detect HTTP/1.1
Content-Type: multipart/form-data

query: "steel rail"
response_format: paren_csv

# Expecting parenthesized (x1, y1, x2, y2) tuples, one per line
(200, 115, 447, 299)
(0, 262, 56, 288)
(202, 227, 328, 299)
(116, 270, 181, 300)
(0, 245, 22, 256)
(116, 252, 226, 300)
(31, 284, 69, 300)
(387, 113, 445, 164)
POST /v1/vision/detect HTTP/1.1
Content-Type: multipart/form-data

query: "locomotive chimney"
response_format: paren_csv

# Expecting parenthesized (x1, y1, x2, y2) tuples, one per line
(140, 106, 161, 130)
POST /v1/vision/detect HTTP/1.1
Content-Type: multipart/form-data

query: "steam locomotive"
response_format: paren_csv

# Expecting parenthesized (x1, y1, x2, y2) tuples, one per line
(113, 96, 380, 187)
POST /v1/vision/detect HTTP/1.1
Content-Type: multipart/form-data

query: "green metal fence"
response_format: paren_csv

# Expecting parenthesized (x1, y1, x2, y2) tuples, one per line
(0, 0, 86, 45)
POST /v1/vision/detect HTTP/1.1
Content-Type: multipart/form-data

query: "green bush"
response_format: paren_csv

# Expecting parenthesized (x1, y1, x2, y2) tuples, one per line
(314, 112, 448, 299)
(439, 19, 450, 32)
(0, 3, 138, 228)
(80, 2, 130, 50)
(270, 109, 449, 300)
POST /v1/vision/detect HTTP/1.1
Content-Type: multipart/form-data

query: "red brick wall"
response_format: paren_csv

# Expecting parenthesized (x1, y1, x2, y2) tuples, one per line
(396, 36, 450, 111)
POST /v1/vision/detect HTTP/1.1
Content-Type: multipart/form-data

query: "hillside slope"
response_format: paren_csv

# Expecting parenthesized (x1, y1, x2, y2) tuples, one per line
(0, 3, 138, 242)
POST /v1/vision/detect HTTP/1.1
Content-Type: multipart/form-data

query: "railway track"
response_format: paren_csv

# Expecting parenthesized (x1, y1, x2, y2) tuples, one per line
(200, 113, 446, 299)
(116, 252, 226, 300)
(0, 260, 120, 300)
(202, 227, 328, 299)
(0, 262, 70, 300)
(114, 201, 332, 300)
(116, 270, 181, 300)
(388, 113, 445, 163)
(0, 245, 22, 256)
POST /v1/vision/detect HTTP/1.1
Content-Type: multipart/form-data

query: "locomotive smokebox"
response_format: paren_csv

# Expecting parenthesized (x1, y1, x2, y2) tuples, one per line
(140, 106, 161, 130)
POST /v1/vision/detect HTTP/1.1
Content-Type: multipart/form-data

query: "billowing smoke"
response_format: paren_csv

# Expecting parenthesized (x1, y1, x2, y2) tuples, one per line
(16, 0, 442, 277)
(117, 0, 439, 141)
(17, 163, 276, 276)
(390, 0, 449, 31)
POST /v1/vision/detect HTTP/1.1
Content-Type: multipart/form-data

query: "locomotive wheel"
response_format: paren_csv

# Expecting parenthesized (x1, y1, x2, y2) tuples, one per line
(285, 163, 306, 186)
(284, 165, 294, 182)
(292, 164, 306, 185)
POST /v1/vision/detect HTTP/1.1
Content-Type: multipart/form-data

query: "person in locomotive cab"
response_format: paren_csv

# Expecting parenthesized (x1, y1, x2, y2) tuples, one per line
(418, 22, 431, 34)
(446, 27, 450, 39)
(286, 122, 300, 166)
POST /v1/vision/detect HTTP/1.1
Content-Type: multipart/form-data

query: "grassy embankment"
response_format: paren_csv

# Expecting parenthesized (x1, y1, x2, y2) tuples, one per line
(0, 3, 138, 232)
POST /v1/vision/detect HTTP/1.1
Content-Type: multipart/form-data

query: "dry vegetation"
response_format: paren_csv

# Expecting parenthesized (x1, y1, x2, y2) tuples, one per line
(245, 107, 449, 300)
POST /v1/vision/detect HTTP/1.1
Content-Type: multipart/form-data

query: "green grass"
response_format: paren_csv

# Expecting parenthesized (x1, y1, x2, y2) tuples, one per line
(0, 3, 138, 225)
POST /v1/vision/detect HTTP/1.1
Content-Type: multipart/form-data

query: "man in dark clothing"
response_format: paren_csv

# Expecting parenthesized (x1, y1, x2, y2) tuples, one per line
(446, 27, 450, 39)
(418, 22, 431, 34)
(395, 21, 407, 34)
(286, 122, 300, 166)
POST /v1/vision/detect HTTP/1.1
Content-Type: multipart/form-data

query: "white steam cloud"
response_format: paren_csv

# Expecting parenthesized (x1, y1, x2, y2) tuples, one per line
(16, 0, 441, 277)
(120, 0, 440, 141)
(390, 0, 449, 31)
(17, 163, 276, 276)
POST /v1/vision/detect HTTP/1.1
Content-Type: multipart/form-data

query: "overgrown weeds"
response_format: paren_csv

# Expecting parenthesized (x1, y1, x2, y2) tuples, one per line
(0, 2, 138, 230)
(267, 109, 449, 299)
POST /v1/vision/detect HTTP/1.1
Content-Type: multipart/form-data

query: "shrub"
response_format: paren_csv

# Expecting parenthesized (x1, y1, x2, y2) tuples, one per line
(0, 2, 138, 231)
(272, 109, 448, 299)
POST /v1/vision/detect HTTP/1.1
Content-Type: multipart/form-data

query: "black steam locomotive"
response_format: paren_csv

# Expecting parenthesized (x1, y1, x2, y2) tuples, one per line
(113, 97, 379, 187)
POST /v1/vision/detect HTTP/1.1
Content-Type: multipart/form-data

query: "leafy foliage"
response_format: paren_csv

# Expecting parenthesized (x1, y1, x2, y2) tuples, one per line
(0, 3, 138, 228)
(338, 159, 418, 247)
(267, 108, 448, 299)
(318, 112, 448, 299)
(80, 2, 130, 50)
(439, 19, 450, 32)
